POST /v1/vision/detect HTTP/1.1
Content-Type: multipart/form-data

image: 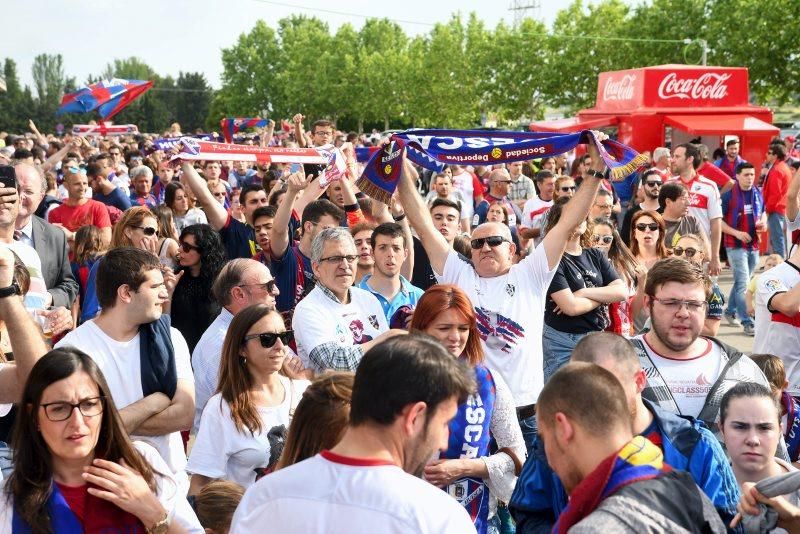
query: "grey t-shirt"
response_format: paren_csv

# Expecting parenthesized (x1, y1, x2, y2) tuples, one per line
(664, 215, 705, 250)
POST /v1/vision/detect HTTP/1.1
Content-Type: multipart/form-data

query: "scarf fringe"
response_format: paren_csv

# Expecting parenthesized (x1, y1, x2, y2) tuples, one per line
(610, 153, 650, 180)
(356, 177, 393, 205)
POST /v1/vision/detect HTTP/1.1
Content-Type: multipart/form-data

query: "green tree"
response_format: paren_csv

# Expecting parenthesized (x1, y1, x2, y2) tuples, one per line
(174, 72, 213, 132)
(0, 58, 35, 132)
(31, 53, 66, 124)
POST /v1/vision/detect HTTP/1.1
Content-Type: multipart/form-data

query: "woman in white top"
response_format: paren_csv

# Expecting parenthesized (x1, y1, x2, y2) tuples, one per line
(166, 182, 208, 233)
(0, 347, 202, 532)
(188, 305, 310, 492)
(409, 284, 525, 534)
(721, 381, 800, 533)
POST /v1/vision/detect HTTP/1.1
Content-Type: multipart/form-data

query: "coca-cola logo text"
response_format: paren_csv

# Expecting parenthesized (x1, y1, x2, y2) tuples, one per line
(657, 72, 731, 101)
(602, 74, 636, 101)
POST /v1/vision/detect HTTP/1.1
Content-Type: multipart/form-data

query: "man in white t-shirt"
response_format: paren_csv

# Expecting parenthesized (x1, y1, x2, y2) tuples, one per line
(55, 248, 195, 485)
(191, 258, 281, 431)
(756, 244, 800, 393)
(398, 137, 608, 453)
(667, 143, 722, 275)
(293, 227, 405, 372)
(520, 170, 555, 248)
(231, 334, 477, 533)
(629, 257, 768, 434)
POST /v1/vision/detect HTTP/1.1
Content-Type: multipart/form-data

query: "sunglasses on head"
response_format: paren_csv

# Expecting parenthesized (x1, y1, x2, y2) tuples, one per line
(179, 241, 201, 253)
(635, 223, 659, 232)
(592, 234, 613, 245)
(672, 246, 698, 258)
(244, 330, 294, 348)
(133, 225, 158, 236)
(470, 236, 509, 249)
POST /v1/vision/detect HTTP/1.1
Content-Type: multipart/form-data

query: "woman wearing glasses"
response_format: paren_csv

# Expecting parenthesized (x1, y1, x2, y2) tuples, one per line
(630, 210, 669, 269)
(170, 224, 226, 353)
(673, 233, 726, 337)
(542, 199, 628, 381)
(0, 348, 202, 531)
(187, 305, 310, 493)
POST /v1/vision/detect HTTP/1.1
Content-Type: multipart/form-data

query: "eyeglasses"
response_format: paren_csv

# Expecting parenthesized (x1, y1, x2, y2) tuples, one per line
(645, 181, 662, 187)
(244, 330, 294, 348)
(212, 191, 227, 198)
(314, 131, 333, 136)
(318, 255, 359, 265)
(560, 186, 576, 192)
(40, 396, 105, 422)
(132, 225, 159, 236)
(179, 241, 201, 253)
(592, 235, 614, 245)
(635, 223, 659, 232)
(672, 246, 698, 258)
(470, 236, 510, 249)
(652, 297, 707, 313)
(494, 180, 512, 184)
(241, 280, 278, 293)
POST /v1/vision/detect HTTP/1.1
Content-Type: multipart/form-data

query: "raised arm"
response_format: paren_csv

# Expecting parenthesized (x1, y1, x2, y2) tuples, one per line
(392, 197, 415, 280)
(259, 119, 275, 148)
(397, 158, 450, 275)
(180, 161, 228, 231)
(293, 114, 306, 148)
(269, 171, 311, 260)
(41, 136, 82, 173)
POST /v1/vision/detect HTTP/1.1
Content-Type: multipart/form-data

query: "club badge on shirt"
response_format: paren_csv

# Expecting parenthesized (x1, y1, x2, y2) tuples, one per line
(368, 315, 379, 329)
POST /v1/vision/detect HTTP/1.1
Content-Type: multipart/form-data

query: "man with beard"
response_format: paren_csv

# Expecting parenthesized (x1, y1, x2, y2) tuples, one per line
(629, 257, 768, 434)
(231, 335, 478, 533)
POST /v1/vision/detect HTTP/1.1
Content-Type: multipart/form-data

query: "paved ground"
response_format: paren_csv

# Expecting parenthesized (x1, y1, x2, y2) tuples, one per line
(713, 267, 754, 354)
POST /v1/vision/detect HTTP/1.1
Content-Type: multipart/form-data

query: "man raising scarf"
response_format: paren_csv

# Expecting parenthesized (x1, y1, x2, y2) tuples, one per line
(537, 363, 726, 533)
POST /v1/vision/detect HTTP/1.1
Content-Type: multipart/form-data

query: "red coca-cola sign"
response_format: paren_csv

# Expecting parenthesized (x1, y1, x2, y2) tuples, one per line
(656, 72, 731, 101)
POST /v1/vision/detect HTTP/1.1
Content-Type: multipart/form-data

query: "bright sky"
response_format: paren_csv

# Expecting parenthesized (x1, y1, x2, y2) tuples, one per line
(7, 0, 569, 92)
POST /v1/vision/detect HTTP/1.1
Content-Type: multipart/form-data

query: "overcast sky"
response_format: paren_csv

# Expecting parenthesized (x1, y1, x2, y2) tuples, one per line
(6, 0, 569, 92)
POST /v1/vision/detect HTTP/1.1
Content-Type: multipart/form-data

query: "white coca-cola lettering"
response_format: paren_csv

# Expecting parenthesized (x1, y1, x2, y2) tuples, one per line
(657, 72, 731, 100)
(602, 74, 636, 101)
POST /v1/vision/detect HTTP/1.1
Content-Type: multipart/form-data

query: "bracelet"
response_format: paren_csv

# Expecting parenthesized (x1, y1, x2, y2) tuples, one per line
(585, 169, 605, 179)
(393, 213, 406, 222)
(343, 203, 360, 213)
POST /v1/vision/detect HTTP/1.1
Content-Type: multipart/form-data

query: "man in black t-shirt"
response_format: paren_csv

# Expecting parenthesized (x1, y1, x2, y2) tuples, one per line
(411, 198, 462, 290)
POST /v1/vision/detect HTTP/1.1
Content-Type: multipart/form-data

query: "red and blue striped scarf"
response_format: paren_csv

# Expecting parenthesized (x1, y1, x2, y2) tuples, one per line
(723, 182, 763, 249)
(553, 436, 667, 534)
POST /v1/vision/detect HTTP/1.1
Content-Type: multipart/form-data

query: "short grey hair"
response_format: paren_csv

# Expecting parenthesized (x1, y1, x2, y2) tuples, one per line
(311, 227, 355, 263)
(653, 147, 670, 161)
(130, 165, 153, 181)
(212, 258, 259, 306)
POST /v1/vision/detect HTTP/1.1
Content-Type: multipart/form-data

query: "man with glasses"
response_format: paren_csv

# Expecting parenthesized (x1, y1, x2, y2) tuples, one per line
(589, 188, 615, 221)
(630, 257, 768, 435)
(292, 228, 405, 372)
(48, 165, 111, 246)
(472, 168, 523, 229)
(191, 258, 281, 431)
(293, 114, 334, 180)
(398, 136, 608, 454)
(621, 169, 662, 246)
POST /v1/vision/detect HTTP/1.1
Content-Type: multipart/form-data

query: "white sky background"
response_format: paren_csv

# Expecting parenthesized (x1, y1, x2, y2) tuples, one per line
(6, 0, 572, 92)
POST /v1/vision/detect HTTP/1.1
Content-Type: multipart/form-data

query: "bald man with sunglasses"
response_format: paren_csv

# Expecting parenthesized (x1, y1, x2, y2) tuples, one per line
(398, 135, 609, 453)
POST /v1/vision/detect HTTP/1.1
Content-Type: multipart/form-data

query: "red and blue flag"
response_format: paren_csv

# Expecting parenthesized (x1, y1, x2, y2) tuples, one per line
(58, 79, 153, 120)
(220, 118, 269, 143)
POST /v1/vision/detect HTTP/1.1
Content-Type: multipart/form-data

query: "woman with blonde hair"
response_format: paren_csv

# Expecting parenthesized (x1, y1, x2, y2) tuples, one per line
(187, 305, 310, 493)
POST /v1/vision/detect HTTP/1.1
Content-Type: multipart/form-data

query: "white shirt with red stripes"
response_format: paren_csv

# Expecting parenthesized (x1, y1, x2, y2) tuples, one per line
(758, 261, 800, 394)
(666, 174, 722, 237)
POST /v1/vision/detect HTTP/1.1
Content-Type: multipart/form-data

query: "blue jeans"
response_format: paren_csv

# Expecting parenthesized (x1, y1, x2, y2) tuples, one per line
(768, 212, 787, 258)
(725, 247, 759, 327)
(519, 413, 538, 459)
(542, 324, 589, 383)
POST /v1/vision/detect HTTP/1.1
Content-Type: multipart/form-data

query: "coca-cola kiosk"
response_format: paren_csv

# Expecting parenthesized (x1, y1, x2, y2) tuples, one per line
(531, 64, 779, 171)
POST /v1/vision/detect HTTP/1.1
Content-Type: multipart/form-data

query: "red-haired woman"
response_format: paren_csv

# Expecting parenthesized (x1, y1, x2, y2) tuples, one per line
(410, 284, 525, 534)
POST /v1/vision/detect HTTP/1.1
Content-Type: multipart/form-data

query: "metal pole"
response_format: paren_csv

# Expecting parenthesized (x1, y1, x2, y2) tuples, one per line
(700, 39, 708, 66)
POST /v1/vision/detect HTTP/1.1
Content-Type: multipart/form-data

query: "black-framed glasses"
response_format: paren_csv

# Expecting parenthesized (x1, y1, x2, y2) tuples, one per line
(318, 255, 358, 265)
(560, 186, 576, 192)
(672, 246, 698, 258)
(592, 235, 614, 245)
(635, 223, 659, 232)
(179, 241, 201, 253)
(132, 225, 158, 237)
(240, 280, 278, 293)
(652, 297, 707, 314)
(314, 130, 333, 136)
(244, 330, 294, 348)
(41, 396, 105, 422)
(470, 236, 510, 249)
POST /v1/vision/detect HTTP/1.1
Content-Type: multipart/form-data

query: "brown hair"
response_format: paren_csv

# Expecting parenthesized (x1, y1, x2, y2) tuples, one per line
(630, 210, 668, 260)
(275, 372, 354, 470)
(111, 206, 156, 249)
(543, 197, 593, 248)
(193, 480, 244, 533)
(537, 362, 631, 435)
(73, 225, 107, 265)
(750, 354, 786, 394)
(644, 257, 712, 300)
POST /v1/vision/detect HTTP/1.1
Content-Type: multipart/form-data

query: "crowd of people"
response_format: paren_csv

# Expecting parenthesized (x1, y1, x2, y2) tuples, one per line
(0, 116, 799, 533)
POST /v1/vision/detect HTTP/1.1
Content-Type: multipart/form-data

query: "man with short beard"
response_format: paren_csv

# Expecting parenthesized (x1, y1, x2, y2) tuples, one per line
(629, 257, 768, 434)
(231, 335, 477, 533)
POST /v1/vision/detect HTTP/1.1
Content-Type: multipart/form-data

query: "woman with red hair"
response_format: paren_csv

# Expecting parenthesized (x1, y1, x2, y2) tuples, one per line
(410, 284, 525, 534)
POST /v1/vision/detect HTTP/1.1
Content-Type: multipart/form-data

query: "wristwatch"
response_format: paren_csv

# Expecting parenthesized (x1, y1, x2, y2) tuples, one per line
(585, 169, 605, 179)
(146, 512, 170, 534)
(0, 281, 20, 299)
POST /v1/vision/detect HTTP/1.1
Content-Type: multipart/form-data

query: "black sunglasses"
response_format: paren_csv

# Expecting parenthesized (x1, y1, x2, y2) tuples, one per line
(179, 241, 201, 253)
(244, 330, 294, 348)
(560, 186, 576, 192)
(645, 181, 662, 187)
(672, 246, 698, 258)
(470, 236, 510, 249)
(635, 223, 659, 232)
(132, 225, 158, 236)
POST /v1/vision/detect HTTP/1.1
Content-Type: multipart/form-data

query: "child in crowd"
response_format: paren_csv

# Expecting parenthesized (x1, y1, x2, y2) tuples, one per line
(750, 353, 800, 463)
(192, 481, 244, 534)
(745, 253, 783, 318)
(69, 225, 107, 311)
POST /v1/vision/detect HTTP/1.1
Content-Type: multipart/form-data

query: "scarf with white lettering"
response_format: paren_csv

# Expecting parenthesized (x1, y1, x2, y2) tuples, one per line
(357, 129, 647, 203)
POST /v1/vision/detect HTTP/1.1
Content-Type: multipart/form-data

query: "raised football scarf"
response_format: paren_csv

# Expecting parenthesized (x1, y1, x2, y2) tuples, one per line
(553, 436, 666, 534)
(356, 146, 446, 172)
(441, 363, 497, 534)
(357, 129, 647, 203)
(220, 117, 269, 143)
(149, 134, 217, 153)
(71, 123, 139, 136)
(170, 137, 329, 166)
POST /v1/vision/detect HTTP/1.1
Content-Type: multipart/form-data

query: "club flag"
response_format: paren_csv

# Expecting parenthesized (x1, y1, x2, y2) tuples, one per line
(220, 118, 269, 143)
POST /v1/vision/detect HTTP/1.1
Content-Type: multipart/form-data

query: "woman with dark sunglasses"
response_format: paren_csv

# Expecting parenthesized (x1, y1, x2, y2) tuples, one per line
(187, 305, 310, 494)
(541, 199, 628, 381)
(673, 233, 726, 337)
(170, 224, 226, 353)
(630, 209, 669, 269)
